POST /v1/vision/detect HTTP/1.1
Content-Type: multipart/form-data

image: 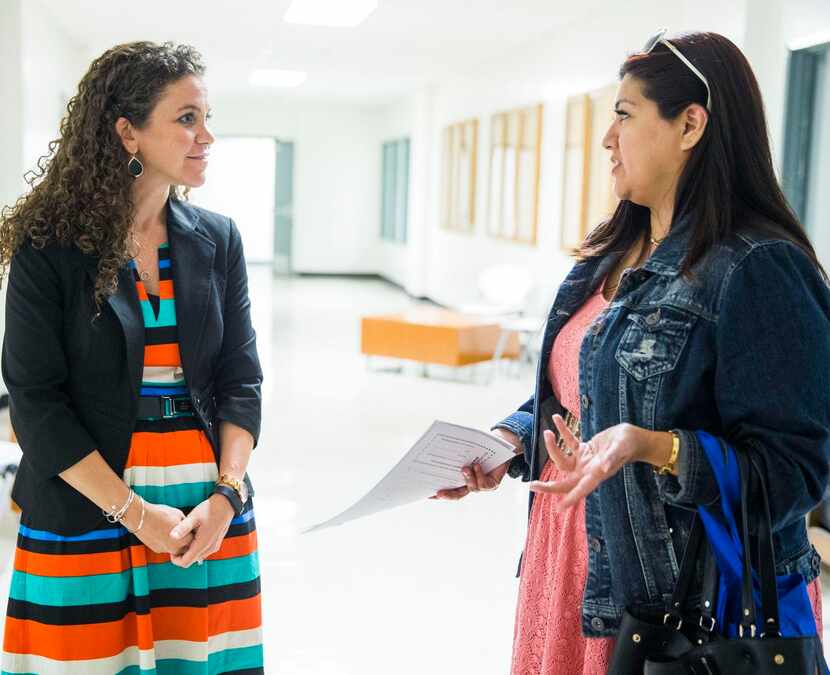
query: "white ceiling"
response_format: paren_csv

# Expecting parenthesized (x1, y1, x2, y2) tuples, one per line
(38, 0, 602, 103)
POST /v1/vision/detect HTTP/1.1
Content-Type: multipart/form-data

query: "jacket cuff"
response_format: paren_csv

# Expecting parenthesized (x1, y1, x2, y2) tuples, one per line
(491, 410, 533, 455)
(655, 428, 720, 508)
(492, 411, 533, 480)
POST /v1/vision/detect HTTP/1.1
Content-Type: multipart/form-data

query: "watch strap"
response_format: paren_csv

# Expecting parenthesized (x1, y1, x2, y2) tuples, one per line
(507, 454, 529, 480)
(213, 483, 244, 515)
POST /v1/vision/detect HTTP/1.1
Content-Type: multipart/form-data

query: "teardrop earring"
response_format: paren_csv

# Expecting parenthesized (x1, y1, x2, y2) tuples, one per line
(127, 154, 144, 178)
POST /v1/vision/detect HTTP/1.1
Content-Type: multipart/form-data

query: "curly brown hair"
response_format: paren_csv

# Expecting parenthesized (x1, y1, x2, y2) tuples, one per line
(0, 41, 205, 314)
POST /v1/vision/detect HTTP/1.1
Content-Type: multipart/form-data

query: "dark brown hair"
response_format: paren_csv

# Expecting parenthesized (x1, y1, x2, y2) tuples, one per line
(0, 41, 205, 312)
(576, 31, 827, 282)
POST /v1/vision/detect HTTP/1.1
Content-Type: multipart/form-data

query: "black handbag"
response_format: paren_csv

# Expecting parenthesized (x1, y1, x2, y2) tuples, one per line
(642, 450, 827, 674)
(608, 514, 720, 674)
(610, 446, 828, 674)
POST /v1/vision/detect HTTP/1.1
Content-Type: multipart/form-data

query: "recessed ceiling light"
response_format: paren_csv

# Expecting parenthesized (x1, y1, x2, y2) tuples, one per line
(284, 0, 378, 28)
(249, 69, 308, 88)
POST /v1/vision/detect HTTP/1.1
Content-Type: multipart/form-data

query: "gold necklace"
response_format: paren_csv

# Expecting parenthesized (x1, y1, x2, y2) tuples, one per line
(650, 224, 671, 246)
(129, 232, 152, 282)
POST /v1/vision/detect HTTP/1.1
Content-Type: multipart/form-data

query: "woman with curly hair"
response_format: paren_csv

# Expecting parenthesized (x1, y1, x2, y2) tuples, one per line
(0, 42, 264, 673)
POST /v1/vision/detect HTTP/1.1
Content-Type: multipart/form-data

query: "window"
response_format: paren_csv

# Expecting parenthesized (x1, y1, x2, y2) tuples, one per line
(380, 138, 410, 243)
(783, 42, 830, 263)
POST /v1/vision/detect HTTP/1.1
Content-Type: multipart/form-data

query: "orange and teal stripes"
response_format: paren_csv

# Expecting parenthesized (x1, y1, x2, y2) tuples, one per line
(3, 511, 263, 673)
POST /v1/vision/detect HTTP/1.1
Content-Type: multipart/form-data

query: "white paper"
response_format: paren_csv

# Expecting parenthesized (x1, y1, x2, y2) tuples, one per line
(303, 421, 516, 533)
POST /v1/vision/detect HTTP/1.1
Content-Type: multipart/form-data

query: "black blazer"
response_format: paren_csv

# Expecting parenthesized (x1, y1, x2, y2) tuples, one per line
(1, 198, 263, 535)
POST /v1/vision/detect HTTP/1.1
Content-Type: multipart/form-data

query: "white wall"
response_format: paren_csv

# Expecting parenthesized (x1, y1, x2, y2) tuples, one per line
(0, 1, 84, 395)
(208, 97, 385, 275)
(0, 0, 24, 214)
(20, 1, 86, 176)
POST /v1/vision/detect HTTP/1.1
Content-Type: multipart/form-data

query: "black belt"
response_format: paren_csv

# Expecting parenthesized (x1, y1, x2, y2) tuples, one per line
(136, 395, 195, 420)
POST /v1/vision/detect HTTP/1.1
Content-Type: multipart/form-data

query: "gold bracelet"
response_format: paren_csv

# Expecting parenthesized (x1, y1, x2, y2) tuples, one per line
(217, 474, 244, 494)
(657, 430, 681, 476)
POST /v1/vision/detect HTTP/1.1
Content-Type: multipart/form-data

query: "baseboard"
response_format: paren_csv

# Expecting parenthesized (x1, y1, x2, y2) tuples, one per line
(295, 271, 384, 281)
(294, 272, 439, 305)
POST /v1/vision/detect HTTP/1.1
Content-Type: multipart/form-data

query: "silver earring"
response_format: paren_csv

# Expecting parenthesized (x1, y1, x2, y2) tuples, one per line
(127, 154, 144, 178)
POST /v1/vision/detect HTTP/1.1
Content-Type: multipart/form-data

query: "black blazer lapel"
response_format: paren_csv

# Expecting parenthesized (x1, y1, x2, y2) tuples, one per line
(82, 262, 144, 401)
(167, 199, 217, 390)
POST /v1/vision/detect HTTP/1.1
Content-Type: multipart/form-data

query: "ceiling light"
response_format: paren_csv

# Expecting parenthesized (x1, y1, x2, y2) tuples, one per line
(249, 69, 308, 88)
(284, 0, 378, 28)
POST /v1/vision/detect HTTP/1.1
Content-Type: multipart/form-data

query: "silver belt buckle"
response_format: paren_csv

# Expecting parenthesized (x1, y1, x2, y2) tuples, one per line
(160, 395, 176, 418)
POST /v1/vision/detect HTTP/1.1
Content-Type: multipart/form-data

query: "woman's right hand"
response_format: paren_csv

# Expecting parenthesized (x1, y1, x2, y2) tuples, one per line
(432, 428, 523, 501)
(123, 499, 194, 555)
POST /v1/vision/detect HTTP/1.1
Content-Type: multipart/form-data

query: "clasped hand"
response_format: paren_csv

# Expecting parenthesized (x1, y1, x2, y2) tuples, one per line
(132, 495, 235, 568)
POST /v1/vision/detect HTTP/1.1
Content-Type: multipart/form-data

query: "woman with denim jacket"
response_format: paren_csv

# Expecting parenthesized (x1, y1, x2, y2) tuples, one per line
(434, 30, 830, 674)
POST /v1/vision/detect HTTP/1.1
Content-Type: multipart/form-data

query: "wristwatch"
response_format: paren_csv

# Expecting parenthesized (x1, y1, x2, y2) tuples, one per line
(507, 453, 529, 480)
(213, 474, 249, 515)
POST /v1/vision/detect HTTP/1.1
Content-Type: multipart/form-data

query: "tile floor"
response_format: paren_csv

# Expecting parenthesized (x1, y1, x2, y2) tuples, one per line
(0, 269, 828, 673)
(246, 272, 532, 673)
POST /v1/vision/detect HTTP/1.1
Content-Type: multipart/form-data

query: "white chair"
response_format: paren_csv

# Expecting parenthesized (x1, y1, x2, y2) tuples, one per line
(455, 264, 535, 318)
(490, 279, 558, 380)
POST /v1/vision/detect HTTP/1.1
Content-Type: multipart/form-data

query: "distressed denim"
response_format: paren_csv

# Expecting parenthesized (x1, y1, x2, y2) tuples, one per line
(497, 215, 830, 636)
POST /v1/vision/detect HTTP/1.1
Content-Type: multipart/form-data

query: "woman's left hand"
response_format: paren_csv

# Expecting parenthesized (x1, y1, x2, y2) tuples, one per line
(169, 494, 235, 568)
(528, 414, 649, 510)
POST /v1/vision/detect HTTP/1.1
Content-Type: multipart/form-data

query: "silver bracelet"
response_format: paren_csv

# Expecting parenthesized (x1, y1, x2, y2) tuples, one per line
(124, 495, 145, 534)
(103, 489, 134, 524)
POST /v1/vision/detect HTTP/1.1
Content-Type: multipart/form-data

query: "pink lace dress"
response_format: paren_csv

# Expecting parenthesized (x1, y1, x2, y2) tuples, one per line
(509, 278, 826, 675)
(511, 280, 614, 675)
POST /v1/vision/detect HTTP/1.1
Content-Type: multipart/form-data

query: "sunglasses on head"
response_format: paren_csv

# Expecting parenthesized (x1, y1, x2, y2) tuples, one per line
(641, 28, 712, 112)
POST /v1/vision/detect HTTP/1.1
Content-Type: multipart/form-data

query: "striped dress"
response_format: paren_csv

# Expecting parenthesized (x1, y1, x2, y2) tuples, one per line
(2, 243, 264, 674)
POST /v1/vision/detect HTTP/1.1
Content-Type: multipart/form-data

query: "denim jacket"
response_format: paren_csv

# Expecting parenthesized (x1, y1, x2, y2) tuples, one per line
(496, 215, 830, 636)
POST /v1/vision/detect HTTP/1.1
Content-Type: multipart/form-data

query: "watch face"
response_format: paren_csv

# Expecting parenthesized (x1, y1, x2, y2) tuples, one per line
(238, 480, 249, 505)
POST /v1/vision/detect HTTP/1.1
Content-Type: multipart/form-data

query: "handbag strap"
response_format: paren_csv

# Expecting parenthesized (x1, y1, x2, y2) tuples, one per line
(698, 541, 719, 634)
(737, 449, 781, 638)
(738, 450, 757, 636)
(750, 451, 781, 637)
(665, 515, 706, 625)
